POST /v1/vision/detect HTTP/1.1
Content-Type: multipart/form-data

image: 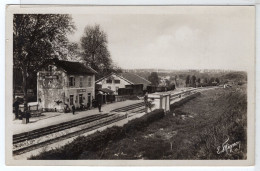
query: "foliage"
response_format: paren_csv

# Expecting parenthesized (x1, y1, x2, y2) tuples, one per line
(14, 14, 75, 73)
(197, 78, 201, 84)
(185, 75, 190, 87)
(220, 71, 247, 83)
(80, 24, 122, 79)
(148, 72, 160, 86)
(13, 14, 75, 109)
(191, 75, 196, 87)
(215, 77, 220, 83)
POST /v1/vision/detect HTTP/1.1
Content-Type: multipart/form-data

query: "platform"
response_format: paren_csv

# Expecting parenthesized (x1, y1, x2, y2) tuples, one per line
(12, 99, 142, 135)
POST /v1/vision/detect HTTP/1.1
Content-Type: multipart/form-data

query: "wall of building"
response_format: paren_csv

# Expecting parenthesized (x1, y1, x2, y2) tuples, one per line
(37, 70, 66, 112)
(64, 74, 95, 108)
(96, 74, 131, 95)
(37, 65, 95, 112)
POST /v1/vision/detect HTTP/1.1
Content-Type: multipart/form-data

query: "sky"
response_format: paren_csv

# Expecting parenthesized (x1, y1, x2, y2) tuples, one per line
(67, 6, 254, 71)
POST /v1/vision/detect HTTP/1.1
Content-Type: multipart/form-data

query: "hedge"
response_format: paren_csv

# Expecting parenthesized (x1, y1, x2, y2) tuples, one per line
(30, 109, 165, 160)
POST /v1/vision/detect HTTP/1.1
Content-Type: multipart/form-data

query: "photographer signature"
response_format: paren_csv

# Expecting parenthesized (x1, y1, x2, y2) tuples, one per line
(217, 136, 241, 154)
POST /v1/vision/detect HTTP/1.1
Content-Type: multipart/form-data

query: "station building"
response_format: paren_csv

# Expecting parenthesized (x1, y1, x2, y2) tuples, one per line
(37, 59, 97, 112)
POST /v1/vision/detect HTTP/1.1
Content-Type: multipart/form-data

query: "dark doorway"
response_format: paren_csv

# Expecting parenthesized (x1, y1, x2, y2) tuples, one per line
(79, 94, 83, 104)
(70, 95, 74, 105)
(88, 93, 91, 105)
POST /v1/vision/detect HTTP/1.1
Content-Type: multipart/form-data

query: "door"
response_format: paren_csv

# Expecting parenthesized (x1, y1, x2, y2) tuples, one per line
(88, 93, 91, 105)
(79, 94, 83, 104)
(70, 95, 74, 106)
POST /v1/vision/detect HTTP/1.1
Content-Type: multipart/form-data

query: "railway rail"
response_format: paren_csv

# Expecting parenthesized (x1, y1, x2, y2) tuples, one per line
(13, 113, 126, 156)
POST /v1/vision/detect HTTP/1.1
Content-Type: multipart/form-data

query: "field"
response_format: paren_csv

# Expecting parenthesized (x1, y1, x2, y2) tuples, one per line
(30, 86, 247, 160)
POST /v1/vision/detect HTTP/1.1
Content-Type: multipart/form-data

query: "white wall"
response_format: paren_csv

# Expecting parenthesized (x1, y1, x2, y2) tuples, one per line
(37, 65, 96, 111)
(96, 74, 131, 95)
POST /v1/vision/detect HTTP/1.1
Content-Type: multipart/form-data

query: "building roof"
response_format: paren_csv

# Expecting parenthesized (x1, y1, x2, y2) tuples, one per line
(53, 59, 97, 75)
(119, 72, 151, 85)
(96, 72, 151, 86)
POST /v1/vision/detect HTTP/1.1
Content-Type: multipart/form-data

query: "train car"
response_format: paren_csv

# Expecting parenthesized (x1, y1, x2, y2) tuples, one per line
(146, 85, 157, 93)
(118, 87, 133, 96)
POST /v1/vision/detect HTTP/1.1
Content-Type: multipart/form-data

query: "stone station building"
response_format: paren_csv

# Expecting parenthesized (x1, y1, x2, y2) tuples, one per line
(37, 59, 97, 112)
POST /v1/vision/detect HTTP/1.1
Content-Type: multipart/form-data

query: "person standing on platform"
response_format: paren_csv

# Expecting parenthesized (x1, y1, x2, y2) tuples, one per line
(97, 91, 103, 112)
(72, 104, 75, 115)
(13, 98, 20, 119)
(25, 111, 31, 124)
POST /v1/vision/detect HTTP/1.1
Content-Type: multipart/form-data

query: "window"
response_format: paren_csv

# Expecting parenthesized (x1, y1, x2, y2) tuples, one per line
(115, 80, 120, 84)
(106, 79, 112, 84)
(116, 87, 119, 93)
(87, 76, 92, 87)
(79, 76, 83, 87)
(69, 76, 75, 87)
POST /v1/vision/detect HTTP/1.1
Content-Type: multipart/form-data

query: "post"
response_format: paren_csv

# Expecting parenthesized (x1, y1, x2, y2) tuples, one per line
(159, 95, 163, 109)
(168, 94, 171, 112)
(165, 96, 167, 113)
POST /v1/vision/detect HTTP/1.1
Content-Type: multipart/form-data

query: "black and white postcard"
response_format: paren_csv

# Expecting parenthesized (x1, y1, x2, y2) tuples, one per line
(5, 5, 255, 166)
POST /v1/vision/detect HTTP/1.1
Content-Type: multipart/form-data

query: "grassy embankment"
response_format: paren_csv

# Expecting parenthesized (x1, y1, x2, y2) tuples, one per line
(30, 86, 247, 160)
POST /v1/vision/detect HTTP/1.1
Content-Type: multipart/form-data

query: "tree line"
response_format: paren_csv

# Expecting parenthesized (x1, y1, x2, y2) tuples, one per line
(147, 72, 221, 88)
(185, 75, 220, 87)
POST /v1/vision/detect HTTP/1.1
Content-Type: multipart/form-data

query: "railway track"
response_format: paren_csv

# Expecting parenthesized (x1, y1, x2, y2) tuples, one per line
(111, 102, 145, 112)
(13, 113, 127, 156)
(13, 113, 113, 144)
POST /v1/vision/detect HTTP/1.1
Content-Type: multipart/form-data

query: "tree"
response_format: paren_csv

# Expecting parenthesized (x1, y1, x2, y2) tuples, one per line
(185, 75, 190, 87)
(13, 14, 75, 112)
(197, 78, 201, 84)
(216, 77, 220, 84)
(209, 77, 215, 85)
(170, 75, 179, 88)
(197, 78, 201, 87)
(191, 75, 196, 87)
(165, 79, 171, 87)
(80, 24, 120, 79)
(204, 77, 208, 84)
(203, 77, 209, 86)
(148, 72, 160, 86)
(174, 75, 179, 87)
